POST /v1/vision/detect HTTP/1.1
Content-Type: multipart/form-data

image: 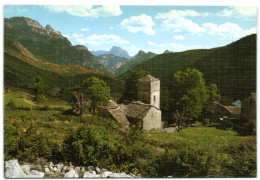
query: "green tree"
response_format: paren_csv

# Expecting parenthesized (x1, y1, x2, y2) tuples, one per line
(32, 76, 47, 103)
(169, 68, 219, 125)
(81, 77, 111, 113)
(33, 76, 44, 95)
(122, 68, 150, 101)
(206, 84, 220, 106)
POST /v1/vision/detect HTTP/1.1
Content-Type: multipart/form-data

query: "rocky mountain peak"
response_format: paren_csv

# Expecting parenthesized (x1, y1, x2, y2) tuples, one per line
(109, 46, 131, 59)
(46, 24, 55, 31)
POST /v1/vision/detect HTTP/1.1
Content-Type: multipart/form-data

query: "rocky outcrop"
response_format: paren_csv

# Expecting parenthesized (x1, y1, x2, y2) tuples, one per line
(4, 17, 109, 73)
(4, 159, 137, 178)
(4, 159, 27, 178)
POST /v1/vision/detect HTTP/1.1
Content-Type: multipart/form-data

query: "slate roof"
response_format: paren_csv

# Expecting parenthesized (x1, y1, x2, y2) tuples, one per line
(215, 102, 241, 115)
(138, 75, 159, 82)
(101, 100, 129, 129)
(124, 101, 152, 120)
(225, 106, 241, 115)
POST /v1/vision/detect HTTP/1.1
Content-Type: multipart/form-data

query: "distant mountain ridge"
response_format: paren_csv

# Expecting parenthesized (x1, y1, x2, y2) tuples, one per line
(4, 17, 110, 74)
(114, 50, 157, 77)
(97, 54, 128, 72)
(92, 46, 132, 59)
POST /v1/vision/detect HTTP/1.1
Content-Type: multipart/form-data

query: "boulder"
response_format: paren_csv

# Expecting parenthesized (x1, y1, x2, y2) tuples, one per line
(26, 170, 45, 178)
(108, 172, 132, 178)
(44, 166, 51, 174)
(64, 169, 79, 178)
(101, 171, 112, 178)
(83, 171, 101, 178)
(95, 167, 101, 174)
(4, 159, 27, 178)
(21, 164, 31, 174)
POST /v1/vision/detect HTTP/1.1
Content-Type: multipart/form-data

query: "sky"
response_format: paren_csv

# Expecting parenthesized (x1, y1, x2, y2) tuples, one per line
(3, 5, 258, 56)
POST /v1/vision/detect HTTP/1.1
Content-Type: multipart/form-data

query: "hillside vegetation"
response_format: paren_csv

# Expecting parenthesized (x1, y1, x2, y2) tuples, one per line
(118, 34, 256, 100)
(4, 36, 124, 99)
(115, 50, 157, 77)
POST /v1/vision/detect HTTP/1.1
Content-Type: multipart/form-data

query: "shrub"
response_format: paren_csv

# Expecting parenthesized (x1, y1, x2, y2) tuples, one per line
(6, 100, 16, 110)
(220, 138, 256, 177)
(155, 146, 213, 177)
(62, 123, 149, 172)
(35, 94, 47, 104)
(202, 118, 210, 126)
(4, 123, 58, 162)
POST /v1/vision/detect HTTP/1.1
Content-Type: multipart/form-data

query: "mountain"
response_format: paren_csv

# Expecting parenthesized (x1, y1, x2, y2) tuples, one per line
(114, 50, 157, 78)
(118, 34, 256, 100)
(4, 17, 110, 74)
(4, 35, 123, 98)
(163, 50, 173, 54)
(96, 54, 128, 72)
(92, 46, 132, 59)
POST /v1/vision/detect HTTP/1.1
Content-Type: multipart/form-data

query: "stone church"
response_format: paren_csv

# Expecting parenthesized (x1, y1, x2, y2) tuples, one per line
(99, 75, 162, 131)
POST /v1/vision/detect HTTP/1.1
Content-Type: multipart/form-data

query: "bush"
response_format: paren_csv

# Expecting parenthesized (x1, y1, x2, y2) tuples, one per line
(220, 138, 256, 177)
(35, 94, 47, 104)
(154, 146, 213, 177)
(202, 118, 210, 126)
(6, 100, 16, 110)
(62, 123, 149, 172)
(4, 123, 58, 162)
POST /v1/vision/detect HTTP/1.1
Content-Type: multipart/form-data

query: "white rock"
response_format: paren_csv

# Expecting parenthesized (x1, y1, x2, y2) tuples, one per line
(95, 167, 101, 174)
(44, 167, 51, 174)
(83, 171, 101, 178)
(108, 172, 130, 178)
(75, 166, 81, 174)
(4, 159, 27, 178)
(21, 164, 31, 175)
(101, 171, 112, 178)
(64, 169, 79, 178)
(26, 170, 45, 178)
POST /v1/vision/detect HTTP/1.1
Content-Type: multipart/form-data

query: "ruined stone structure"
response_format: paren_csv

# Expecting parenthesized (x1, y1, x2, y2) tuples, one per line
(99, 75, 161, 131)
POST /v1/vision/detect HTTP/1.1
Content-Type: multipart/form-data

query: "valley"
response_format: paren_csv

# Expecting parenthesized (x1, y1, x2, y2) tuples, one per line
(3, 14, 256, 178)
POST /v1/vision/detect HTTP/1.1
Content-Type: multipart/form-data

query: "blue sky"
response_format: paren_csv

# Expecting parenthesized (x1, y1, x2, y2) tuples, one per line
(4, 5, 257, 56)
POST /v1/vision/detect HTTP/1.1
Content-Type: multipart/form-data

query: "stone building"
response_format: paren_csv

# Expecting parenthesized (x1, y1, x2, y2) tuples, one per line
(137, 75, 160, 109)
(99, 75, 162, 131)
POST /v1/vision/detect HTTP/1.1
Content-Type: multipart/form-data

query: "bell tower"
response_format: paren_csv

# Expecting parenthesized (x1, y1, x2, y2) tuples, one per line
(137, 75, 160, 109)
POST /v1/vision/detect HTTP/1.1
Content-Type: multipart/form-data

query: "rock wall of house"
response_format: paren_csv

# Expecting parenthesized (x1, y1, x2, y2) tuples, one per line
(150, 81, 160, 109)
(143, 107, 161, 131)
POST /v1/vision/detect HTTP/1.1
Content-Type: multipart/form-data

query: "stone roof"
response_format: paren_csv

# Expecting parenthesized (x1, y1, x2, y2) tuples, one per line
(103, 100, 119, 109)
(124, 101, 152, 120)
(215, 102, 241, 115)
(138, 75, 159, 82)
(100, 100, 129, 129)
(225, 106, 241, 115)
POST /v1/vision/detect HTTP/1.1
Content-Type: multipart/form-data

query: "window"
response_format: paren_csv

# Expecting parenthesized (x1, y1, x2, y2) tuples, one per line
(154, 95, 156, 101)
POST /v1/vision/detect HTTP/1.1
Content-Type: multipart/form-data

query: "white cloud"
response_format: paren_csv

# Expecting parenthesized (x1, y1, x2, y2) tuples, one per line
(44, 5, 122, 18)
(218, 6, 257, 17)
(80, 28, 89, 32)
(5, 6, 28, 13)
(203, 22, 256, 38)
(155, 9, 206, 34)
(72, 33, 129, 46)
(121, 14, 155, 35)
(174, 35, 185, 40)
(62, 34, 71, 39)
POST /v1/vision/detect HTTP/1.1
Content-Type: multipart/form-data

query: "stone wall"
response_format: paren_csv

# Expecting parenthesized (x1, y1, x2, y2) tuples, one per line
(143, 107, 161, 130)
